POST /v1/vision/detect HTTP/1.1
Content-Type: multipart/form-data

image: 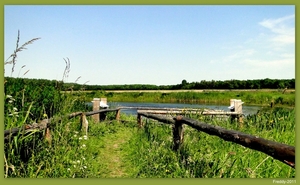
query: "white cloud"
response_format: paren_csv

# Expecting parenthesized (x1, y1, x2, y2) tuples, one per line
(259, 14, 295, 46)
(271, 34, 294, 45)
(221, 14, 295, 74)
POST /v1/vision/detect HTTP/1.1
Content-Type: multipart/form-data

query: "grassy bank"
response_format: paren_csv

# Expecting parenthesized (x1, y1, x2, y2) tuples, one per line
(73, 89, 295, 107)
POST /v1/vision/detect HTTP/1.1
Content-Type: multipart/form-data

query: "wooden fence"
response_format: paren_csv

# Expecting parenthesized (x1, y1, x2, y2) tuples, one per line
(4, 108, 121, 143)
(137, 112, 295, 169)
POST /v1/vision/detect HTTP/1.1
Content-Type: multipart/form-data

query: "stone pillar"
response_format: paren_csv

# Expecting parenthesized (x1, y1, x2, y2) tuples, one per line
(92, 98, 100, 123)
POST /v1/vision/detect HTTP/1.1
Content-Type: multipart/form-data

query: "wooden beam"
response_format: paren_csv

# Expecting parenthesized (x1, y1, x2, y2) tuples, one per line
(85, 109, 120, 117)
(174, 115, 295, 168)
(4, 109, 120, 142)
(137, 109, 240, 115)
(4, 119, 50, 142)
(120, 107, 205, 111)
(137, 112, 175, 125)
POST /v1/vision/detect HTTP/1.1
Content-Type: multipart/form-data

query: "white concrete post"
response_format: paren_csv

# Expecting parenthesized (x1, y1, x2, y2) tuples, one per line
(92, 98, 100, 122)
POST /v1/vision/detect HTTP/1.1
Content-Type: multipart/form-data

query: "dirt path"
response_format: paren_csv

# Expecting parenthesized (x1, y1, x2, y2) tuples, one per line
(97, 128, 133, 178)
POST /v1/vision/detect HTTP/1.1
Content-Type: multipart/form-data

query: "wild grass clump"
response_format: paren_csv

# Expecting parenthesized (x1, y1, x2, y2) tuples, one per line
(5, 118, 87, 177)
(4, 80, 95, 178)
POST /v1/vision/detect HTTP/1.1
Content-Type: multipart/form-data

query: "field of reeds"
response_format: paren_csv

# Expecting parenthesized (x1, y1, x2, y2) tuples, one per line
(3, 32, 295, 178)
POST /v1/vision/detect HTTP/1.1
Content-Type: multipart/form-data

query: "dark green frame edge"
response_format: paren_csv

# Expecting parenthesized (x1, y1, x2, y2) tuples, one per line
(1, 1, 298, 185)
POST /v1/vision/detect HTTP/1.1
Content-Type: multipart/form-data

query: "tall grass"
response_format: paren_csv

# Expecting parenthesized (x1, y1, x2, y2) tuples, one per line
(4, 31, 92, 178)
(122, 108, 295, 178)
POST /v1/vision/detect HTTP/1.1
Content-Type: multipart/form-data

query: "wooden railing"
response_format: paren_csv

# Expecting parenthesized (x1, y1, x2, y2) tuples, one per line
(137, 112, 295, 169)
(4, 108, 121, 143)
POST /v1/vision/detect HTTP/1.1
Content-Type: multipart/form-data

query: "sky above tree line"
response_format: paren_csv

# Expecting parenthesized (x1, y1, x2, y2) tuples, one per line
(4, 5, 295, 85)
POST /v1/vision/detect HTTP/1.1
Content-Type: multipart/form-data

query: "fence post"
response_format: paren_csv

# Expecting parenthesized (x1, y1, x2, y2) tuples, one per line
(234, 99, 243, 114)
(172, 117, 184, 151)
(44, 127, 52, 146)
(116, 108, 121, 122)
(137, 113, 142, 128)
(92, 98, 100, 123)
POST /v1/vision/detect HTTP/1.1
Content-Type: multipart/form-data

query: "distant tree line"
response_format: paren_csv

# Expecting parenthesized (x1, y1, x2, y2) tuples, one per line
(5, 77, 295, 92)
(69, 78, 295, 91)
(174, 79, 295, 90)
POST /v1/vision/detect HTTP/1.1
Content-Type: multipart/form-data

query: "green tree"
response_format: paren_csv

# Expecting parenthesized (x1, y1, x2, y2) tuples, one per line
(181, 79, 188, 87)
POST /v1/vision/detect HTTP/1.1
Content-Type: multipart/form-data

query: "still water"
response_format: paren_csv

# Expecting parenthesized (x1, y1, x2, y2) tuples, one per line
(104, 102, 262, 116)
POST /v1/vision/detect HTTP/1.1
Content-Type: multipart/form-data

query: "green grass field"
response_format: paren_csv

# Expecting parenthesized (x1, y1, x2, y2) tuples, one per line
(71, 89, 295, 107)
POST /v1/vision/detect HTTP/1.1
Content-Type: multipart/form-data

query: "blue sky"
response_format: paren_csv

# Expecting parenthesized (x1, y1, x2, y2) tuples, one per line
(4, 5, 295, 85)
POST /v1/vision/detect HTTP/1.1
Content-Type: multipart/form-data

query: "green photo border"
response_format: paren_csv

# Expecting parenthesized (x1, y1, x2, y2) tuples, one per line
(1, 1, 298, 185)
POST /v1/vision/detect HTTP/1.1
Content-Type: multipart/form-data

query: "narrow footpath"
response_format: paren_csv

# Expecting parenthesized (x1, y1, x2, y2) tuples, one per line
(95, 127, 133, 178)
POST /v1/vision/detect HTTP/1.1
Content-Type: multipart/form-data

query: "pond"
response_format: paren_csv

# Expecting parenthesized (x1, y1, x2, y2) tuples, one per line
(91, 102, 262, 116)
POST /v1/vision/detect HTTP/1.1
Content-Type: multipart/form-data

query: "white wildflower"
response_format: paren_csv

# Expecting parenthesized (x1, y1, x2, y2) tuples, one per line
(73, 134, 77, 138)
(83, 166, 87, 169)
(79, 137, 82, 140)
(6, 95, 12, 98)
(77, 160, 80, 164)
(13, 107, 18, 111)
(83, 135, 88, 140)
(67, 168, 71, 171)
